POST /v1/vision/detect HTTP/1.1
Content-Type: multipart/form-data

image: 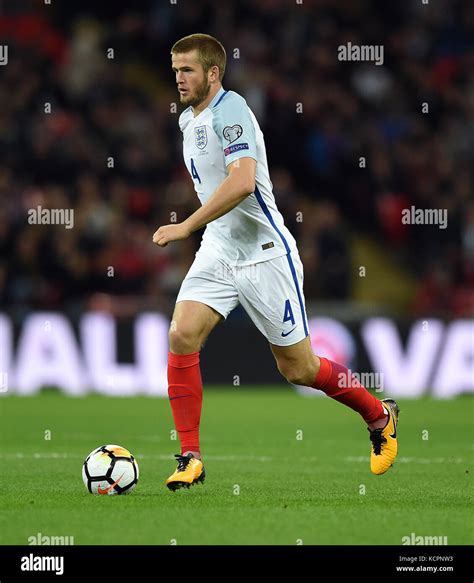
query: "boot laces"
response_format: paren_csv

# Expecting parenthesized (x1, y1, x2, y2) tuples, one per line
(368, 428, 386, 455)
(175, 454, 193, 472)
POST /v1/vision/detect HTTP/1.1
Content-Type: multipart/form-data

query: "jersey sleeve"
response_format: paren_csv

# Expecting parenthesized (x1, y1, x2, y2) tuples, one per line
(212, 92, 258, 166)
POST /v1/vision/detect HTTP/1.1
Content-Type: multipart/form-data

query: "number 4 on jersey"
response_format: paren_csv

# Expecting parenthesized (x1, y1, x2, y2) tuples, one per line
(190, 158, 201, 184)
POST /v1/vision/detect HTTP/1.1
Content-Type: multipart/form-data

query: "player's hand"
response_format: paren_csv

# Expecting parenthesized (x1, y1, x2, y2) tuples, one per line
(152, 222, 191, 247)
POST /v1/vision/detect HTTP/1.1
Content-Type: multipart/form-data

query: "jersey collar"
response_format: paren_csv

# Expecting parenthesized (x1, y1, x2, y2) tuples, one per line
(208, 86, 226, 109)
(190, 86, 226, 119)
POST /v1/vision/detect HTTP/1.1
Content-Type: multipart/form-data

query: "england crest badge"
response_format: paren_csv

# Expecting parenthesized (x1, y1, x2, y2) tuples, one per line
(195, 125, 208, 150)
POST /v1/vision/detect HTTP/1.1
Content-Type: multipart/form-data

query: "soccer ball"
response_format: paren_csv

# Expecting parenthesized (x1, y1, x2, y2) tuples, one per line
(82, 444, 139, 495)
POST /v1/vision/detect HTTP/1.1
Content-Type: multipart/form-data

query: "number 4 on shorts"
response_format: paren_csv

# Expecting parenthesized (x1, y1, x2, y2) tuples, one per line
(283, 299, 295, 326)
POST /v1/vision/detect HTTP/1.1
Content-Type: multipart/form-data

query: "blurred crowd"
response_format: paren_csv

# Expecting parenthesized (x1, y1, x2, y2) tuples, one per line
(0, 0, 472, 317)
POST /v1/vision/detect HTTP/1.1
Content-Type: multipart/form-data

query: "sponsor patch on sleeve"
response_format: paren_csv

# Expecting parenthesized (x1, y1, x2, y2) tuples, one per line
(224, 143, 249, 156)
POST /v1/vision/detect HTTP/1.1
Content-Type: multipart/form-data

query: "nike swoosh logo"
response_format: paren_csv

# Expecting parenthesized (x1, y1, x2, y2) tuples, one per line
(387, 407, 397, 439)
(169, 394, 192, 401)
(98, 473, 125, 494)
(281, 326, 297, 337)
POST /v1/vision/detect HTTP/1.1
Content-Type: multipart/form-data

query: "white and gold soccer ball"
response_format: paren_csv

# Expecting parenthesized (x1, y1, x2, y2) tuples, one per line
(82, 445, 139, 495)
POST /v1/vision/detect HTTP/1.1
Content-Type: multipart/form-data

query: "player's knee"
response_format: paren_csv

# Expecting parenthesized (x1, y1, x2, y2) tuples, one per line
(168, 323, 201, 354)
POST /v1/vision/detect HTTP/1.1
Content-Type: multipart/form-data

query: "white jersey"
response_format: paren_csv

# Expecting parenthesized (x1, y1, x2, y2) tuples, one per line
(179, 86, 298, 266)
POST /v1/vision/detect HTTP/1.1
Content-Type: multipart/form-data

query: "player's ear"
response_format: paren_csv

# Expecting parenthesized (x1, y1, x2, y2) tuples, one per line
(208, 65, 220, 83)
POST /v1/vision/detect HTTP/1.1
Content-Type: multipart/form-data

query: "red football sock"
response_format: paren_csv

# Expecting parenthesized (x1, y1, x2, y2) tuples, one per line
(312, 357, 386, 424)
(167, 351, 203, 455)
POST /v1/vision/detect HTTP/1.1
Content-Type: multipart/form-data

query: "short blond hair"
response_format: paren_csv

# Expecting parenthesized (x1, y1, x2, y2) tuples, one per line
(171, 33, 226, 81)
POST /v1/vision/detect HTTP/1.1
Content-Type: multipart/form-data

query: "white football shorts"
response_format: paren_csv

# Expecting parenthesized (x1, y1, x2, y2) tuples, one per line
(176, 250, 309, 346)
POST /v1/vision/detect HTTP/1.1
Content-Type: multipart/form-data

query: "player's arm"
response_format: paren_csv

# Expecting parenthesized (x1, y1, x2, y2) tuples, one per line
(152, 157, 256, 247)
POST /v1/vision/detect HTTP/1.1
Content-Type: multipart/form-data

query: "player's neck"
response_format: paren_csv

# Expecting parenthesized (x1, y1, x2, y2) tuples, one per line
(192, 84, 222, 117)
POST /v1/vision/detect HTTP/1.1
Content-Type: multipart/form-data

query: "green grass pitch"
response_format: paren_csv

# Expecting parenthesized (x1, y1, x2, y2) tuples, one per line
(0, 388, 472, 545)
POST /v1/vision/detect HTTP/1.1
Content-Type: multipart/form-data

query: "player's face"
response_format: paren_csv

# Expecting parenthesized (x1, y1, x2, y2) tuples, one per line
(172, 51, 211, 107)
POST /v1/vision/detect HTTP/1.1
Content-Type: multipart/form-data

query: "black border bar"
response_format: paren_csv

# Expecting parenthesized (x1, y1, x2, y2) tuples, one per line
(0, 545, 471, 581)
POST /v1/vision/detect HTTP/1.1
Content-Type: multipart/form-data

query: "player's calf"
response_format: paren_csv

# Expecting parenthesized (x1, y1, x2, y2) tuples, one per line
(273, 342, 401, 475)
